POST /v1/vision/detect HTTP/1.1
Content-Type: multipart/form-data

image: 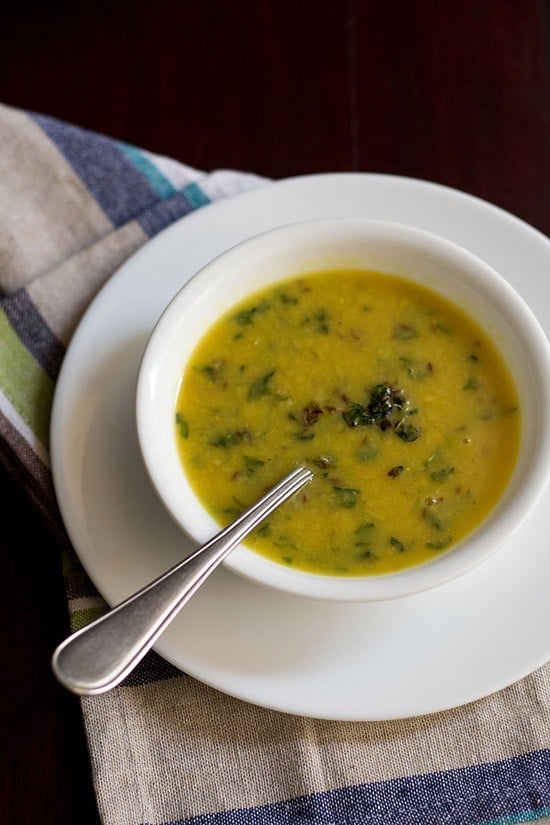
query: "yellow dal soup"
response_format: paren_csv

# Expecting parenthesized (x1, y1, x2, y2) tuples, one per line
(175, 270, 520, 577)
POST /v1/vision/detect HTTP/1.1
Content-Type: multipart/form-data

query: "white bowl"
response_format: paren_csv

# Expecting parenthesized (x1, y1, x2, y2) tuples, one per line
(136, 218, 550, 601)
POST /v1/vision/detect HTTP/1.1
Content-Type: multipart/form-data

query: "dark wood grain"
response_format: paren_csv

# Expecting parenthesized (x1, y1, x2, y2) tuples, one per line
(1, 1, 548, 822)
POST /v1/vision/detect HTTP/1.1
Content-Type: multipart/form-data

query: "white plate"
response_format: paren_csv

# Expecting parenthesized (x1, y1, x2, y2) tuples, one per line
(50, 173, 550, 721)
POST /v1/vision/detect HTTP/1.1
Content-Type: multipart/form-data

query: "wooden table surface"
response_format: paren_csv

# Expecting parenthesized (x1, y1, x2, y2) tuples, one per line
(1, 2, 548, 822)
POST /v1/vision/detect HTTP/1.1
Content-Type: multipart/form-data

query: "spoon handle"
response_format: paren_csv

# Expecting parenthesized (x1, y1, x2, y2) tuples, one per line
(52, 466, 313, 696)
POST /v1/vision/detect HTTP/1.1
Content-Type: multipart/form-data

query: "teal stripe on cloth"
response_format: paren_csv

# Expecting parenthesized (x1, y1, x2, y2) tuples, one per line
(182, 181, 211, 208)
(118, 142, 177, 199)
(479, 808, 550, 824)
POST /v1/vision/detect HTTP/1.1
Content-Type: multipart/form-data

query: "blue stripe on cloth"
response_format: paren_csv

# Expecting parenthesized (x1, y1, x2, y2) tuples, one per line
(136, 192, 202, 237)
(30, 112, 160, 227)
(2, 290, 64, 380)
(117, 142, 177, 200)
(152, 749, 550, 825)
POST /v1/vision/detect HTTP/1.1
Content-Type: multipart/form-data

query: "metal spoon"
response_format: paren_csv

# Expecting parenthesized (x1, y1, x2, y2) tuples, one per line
(52, 465, 313, 696)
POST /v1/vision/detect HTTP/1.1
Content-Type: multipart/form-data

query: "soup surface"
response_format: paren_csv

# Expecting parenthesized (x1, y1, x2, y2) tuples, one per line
(175, 270, 520, 577)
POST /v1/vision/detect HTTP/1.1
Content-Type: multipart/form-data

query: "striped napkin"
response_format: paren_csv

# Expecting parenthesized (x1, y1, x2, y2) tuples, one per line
(1, 101, 549, 825)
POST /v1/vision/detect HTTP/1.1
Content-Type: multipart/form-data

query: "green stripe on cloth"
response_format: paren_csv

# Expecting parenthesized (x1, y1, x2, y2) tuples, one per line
(0, 307, 54, 449)
(118, 141, 177, 199)
(70, 605, 108, 632)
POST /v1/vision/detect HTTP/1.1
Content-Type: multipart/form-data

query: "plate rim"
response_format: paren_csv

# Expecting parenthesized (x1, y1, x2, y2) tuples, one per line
(50, 171, 550, 720)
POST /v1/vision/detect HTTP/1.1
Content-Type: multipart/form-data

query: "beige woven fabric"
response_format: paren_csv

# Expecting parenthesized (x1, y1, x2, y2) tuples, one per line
(83, 670, 550, 825)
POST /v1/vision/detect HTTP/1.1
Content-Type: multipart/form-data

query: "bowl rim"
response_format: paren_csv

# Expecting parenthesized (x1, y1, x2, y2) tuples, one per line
(136, 216, 550, 601)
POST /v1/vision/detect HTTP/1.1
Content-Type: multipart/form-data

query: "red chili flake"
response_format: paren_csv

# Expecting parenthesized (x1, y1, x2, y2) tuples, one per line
(388, 465, 405, 478)
(426, 362, 433, 374)
(302, 402, 323, 426)
(394, 323, 417, 339)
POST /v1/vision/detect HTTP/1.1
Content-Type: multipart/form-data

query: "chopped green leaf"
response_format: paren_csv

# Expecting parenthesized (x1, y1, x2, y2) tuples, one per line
(431, 467, 455, 482)
(314, 308, 330, 334)
(394, 414, 422, 442)
(463, 377, 480, 390)
(273, 536, 297, 550)
(248, 370, 275, 400)
(294, 430, 315, 440)
(354, 522, 375, 543)
(342, 401, 374, 428)
(234, 301, 270, 326)
(243, 455, 265, 476)
(342, 385, 422, 443)
(367, 384, 405, 420)
(222, 496, 246, 517)
(344, 385, 402, 426)
(334, 487, 360, 508)
(210, 429, 251, 448)
(175, 412, 189, 438)
(276, 290, 298, 305)
(196, 358, 224, 381)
